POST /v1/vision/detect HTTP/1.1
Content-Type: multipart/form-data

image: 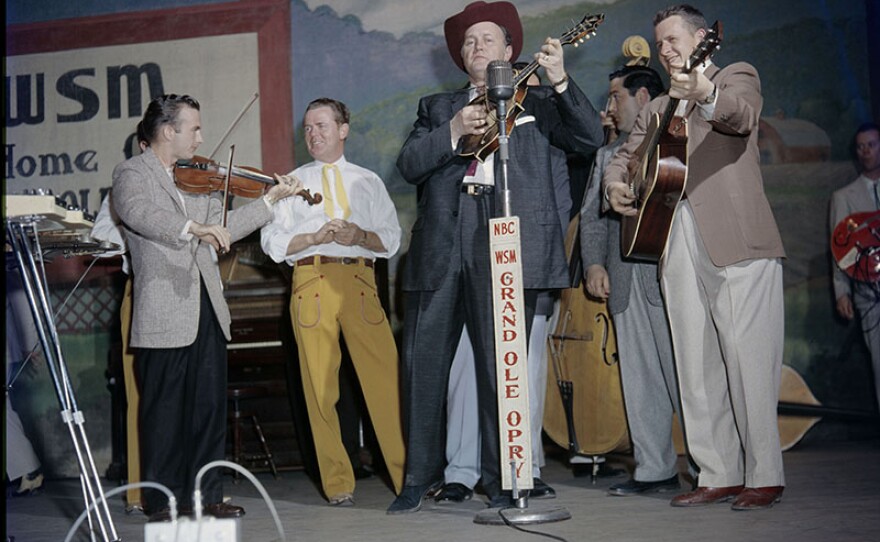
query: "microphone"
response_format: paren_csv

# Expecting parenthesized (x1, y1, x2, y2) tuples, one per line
(486, 60, 514, 102)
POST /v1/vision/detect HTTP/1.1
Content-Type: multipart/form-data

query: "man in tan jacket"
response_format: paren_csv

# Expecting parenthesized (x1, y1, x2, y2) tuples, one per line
(605, 4, 786, 511)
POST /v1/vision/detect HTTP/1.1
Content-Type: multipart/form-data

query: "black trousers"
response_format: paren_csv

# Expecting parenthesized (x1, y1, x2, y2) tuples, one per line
(136, 283, 227, 512)
(401, 192, 536, 499)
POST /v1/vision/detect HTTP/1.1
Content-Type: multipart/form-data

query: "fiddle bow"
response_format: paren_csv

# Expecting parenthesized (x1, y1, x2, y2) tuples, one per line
(458, 13, 605, 162)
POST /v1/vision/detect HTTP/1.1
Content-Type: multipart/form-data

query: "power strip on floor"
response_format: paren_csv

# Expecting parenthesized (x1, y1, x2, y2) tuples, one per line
(144, 517, 239, 542)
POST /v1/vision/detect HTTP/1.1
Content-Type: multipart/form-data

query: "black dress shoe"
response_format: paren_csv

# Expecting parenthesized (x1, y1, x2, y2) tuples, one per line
(147, 508, 173, 523)
(386, 480, 443, 515)
(488, 493, 514, 509)
(434, 482, 474, 504)
(9, 468, 43, 497)
(353, 465, 375, 480)
(529, 478, 556, 499)
(608, 475, 680, 496)
(203, 502, 245, 518)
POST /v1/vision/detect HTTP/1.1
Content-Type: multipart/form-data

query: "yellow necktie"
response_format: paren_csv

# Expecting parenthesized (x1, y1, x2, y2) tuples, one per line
(321, 164, 351, 220)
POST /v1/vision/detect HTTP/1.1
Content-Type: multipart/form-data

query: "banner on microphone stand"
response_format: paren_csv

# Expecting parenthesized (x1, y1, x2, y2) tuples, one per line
(489, 215, 533, 492)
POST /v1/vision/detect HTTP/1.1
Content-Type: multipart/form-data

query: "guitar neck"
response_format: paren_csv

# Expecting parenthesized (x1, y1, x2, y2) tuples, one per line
(649, 53, 701, 162)
(657, 98, 682, 135)
(513, 60, 540, 88)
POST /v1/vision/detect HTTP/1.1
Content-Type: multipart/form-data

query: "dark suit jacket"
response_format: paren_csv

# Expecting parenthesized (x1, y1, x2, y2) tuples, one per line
(605, 62, 785, 267)
(398, 81, 604, 291)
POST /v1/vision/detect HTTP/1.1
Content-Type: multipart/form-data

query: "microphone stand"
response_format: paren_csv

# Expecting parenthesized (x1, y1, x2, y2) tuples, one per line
(497, 97, 512, 219)
(6, 220, 121, 541)
(474, 65, 571, 527)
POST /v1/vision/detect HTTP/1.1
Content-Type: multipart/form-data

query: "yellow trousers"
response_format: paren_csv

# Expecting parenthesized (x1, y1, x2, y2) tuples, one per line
(120, 277, 142, 509)
(290, 259, 404, 498)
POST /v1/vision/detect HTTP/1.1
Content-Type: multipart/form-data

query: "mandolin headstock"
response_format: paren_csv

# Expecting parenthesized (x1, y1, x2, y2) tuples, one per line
(511, 13, 605, 88)
(560, 13, 605, 48)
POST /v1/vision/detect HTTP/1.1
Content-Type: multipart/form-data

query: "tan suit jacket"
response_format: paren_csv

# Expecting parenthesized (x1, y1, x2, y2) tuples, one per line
(112, 148, 272, 349)
(605, 62, 785, 267)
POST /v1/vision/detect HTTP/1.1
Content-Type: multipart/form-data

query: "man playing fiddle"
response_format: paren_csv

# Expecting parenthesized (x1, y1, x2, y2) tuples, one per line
(261, 97, 405, 507)
(388, 1, 603, 513)
(112, 94, 301, 522)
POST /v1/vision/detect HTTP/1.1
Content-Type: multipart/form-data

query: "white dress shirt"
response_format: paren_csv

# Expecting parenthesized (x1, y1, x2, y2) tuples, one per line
(260, 156, 401, 264)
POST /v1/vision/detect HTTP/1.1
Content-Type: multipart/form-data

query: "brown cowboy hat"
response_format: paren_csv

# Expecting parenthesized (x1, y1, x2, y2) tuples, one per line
(444, 1, 523, 72)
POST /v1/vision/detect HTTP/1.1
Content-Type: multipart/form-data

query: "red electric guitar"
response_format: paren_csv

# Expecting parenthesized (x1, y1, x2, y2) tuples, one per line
(831, 210, 880, 283)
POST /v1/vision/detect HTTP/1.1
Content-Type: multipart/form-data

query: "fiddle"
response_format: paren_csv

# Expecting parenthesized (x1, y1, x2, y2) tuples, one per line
(174, 155, 322, 205)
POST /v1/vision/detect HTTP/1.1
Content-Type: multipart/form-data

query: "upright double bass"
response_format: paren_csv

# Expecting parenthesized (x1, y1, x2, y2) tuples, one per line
(542, 37, 654, 468)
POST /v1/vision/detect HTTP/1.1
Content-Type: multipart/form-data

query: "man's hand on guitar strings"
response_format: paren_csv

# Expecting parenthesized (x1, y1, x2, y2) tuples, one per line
(606, 181, 638, 216)
(451, 104, 490, 143)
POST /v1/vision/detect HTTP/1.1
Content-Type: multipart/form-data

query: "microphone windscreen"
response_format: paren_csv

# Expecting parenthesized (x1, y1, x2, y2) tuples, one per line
(486, 60, 514, 101)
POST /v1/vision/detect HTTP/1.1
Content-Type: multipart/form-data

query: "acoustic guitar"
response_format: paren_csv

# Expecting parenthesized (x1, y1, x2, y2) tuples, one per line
(458, 13, 605, 163)
(620, 21, 722, 261)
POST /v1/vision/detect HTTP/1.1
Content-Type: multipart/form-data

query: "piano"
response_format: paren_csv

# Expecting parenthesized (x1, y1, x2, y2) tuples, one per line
(220, 233, 316, 474)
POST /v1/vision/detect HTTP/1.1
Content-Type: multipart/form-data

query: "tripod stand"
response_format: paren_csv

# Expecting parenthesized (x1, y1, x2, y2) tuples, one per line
(6, 219, 120, 542)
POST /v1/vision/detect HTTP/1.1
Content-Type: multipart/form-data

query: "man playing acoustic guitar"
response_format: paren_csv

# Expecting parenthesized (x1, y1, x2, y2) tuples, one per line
(605, 4, 786, 511)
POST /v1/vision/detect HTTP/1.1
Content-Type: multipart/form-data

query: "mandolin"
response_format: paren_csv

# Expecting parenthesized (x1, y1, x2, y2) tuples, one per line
(620, 21, 722, 261)
(458, 13, 604, 163)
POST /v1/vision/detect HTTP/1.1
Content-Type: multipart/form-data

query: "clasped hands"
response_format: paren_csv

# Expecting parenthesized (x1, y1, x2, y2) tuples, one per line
(311, 219, 365, 247)
(190, 173, 303, 253)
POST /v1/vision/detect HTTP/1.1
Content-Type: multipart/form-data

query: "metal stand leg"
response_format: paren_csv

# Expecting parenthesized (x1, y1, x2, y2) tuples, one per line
(7, 221, 120, 542)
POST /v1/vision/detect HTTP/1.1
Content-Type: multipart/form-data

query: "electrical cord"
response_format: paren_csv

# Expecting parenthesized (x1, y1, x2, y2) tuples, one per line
(64, 461, 286, 542)
(496, 507, 571, 542)
(63, 481, 176, 542)
(194, 460, 286, 542)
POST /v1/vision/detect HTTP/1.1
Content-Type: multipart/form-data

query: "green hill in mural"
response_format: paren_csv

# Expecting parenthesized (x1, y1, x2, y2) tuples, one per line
(289, 0, 867, 194)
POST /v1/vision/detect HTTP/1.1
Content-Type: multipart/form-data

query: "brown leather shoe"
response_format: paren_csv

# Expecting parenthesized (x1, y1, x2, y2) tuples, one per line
(731, 486, 784, 510)
(670, 485, 744, 507)
(203, 502, 245, 518)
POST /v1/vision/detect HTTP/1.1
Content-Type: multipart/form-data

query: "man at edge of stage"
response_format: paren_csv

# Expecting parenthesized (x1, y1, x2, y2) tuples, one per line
(605, 4, 787, 511)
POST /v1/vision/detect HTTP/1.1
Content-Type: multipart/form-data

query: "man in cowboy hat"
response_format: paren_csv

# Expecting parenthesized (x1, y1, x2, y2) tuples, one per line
(388, 1, 604, 514)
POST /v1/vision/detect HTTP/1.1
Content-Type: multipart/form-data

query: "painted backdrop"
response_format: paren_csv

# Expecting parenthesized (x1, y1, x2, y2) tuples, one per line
(5, 0, 878, 477)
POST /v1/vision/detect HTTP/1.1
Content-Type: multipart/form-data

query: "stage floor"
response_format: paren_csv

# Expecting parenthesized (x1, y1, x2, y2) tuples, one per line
(7, 437, 880, 542)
